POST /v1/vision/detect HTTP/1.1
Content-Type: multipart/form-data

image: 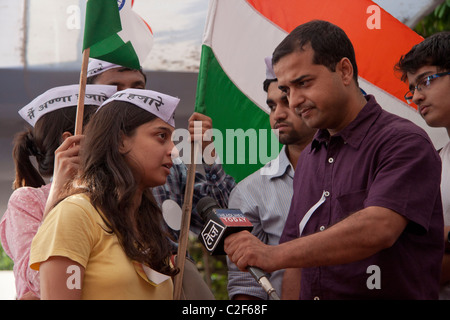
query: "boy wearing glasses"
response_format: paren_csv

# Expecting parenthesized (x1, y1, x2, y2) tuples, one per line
(396, 31, 450, 299)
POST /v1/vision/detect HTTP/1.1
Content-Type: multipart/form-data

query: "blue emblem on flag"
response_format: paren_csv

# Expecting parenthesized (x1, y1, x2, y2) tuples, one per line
(117, 0, 125, 11)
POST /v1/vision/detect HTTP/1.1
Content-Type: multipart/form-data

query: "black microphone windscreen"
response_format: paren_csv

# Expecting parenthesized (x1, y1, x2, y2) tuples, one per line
(196, 197, 219, 221)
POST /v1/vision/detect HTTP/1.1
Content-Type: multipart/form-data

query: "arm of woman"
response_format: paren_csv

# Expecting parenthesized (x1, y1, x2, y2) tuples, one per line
(0, 187, 48, 299)
(31, 194, 93, 300)
(43, 134, 83, 219)
(40, 256, 85, 300)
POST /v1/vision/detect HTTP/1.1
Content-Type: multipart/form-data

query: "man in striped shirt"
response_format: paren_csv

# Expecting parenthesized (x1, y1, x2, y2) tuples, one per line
(226, 58, 316, 300)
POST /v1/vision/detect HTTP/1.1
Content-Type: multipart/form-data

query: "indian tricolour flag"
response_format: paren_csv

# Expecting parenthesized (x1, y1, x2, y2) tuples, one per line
(195, 0, 449, 182)
(83, 0, 153, 70)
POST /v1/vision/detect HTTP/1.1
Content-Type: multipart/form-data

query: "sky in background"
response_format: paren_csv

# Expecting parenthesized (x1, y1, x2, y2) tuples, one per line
(0, 0, 442, 72)
(134, 0, 208, 71)
(0, 0, 209, 71)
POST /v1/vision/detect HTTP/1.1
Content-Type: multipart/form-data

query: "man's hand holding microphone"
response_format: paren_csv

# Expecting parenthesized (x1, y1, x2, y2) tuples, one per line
(224, 230, 279, 274)
(197, 197, 281, 300)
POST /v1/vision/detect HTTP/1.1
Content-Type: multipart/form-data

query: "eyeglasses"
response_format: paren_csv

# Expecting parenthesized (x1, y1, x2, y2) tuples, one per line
(404, 71, 450, 104)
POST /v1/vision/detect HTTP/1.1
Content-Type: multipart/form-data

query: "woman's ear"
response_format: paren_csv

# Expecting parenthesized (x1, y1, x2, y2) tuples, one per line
(61, 131, 73, 143)
(119, 132, 131, 154)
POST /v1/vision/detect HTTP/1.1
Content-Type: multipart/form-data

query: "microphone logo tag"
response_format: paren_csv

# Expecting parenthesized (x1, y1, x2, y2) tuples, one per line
(201, 220, 225, 252)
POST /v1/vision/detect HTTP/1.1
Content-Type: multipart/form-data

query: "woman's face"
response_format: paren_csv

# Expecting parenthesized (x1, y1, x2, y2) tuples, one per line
(120, 118, 176, 189)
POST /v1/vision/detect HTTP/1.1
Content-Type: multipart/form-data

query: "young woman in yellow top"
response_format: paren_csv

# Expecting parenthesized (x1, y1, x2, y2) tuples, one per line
(30, 89, 180, 299)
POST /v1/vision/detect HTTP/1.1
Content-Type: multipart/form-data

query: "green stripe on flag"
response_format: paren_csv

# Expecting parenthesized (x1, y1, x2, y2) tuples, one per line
(90, 35, 141, 70)
(83, 0, 122, 50)
(82, 0, 141, 70)
(195, 45, 281, 182)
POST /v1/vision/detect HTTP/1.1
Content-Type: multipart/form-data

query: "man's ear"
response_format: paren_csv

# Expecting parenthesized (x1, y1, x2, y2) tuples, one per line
(336, 57, 354, 86)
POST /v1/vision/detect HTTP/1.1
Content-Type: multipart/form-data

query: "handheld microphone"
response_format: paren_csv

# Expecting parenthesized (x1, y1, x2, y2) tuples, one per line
(196, 197, 280, 300)
(197, 197, 252, 255)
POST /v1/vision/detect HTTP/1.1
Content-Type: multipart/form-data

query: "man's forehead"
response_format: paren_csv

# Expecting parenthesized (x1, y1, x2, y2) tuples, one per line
(273, 48, 315, 79)
(98, 68, 145, 83)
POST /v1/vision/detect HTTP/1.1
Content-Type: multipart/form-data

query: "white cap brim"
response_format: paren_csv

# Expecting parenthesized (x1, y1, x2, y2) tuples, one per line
(87, 58, 123, 78)
(98, 88, 179, 127)
(19, 84, 117, 127)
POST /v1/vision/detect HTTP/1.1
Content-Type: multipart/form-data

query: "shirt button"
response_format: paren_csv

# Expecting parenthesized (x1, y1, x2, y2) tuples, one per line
(328, 157, 334, 163)
(319, 226, 325, 231)
(324, 191, 330, 197)
(313, 296, 320, 300)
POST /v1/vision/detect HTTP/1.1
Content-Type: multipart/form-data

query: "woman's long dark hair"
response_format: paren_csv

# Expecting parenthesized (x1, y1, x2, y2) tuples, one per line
(12, 105, 97, 189)
(74, 101, 178, 277)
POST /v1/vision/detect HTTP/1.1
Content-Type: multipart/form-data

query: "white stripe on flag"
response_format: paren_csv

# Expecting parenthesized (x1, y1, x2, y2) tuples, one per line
(204, 0, 286, 114)
(204, 0, 448, 149)
(117, 1, 153, 64)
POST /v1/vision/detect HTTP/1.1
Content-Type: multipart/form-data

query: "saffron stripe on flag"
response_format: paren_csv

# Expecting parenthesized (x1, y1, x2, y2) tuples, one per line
(246, 0, 420, 107)
(245, 0, 448, 148)
(196, 0, 448, 182)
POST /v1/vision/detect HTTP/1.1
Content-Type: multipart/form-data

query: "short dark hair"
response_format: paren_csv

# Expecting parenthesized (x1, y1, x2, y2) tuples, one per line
(395, 31, 450, 82)
(263, 78, 277, 92)
(272, 20, 359, 84)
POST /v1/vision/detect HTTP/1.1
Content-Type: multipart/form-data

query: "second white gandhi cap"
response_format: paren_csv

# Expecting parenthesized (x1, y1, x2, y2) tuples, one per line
(98, 88, 179, 127)
(87, 58, 124, 78)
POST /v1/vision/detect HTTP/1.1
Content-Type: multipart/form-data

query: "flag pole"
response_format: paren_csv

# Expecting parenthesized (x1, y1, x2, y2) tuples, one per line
(173, 140, 200, 300)
(75, 48, 90, 135)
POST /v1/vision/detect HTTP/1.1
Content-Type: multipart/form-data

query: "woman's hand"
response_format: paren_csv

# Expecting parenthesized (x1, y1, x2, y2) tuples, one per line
(43, 134, 84, 219)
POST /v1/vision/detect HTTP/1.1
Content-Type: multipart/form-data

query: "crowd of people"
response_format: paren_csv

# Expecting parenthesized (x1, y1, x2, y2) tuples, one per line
(0, 20, 449, 300)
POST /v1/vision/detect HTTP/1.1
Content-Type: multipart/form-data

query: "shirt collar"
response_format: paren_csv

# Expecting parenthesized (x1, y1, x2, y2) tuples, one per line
(267, 145, 294, 180)
(311, 95, 382, 152)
